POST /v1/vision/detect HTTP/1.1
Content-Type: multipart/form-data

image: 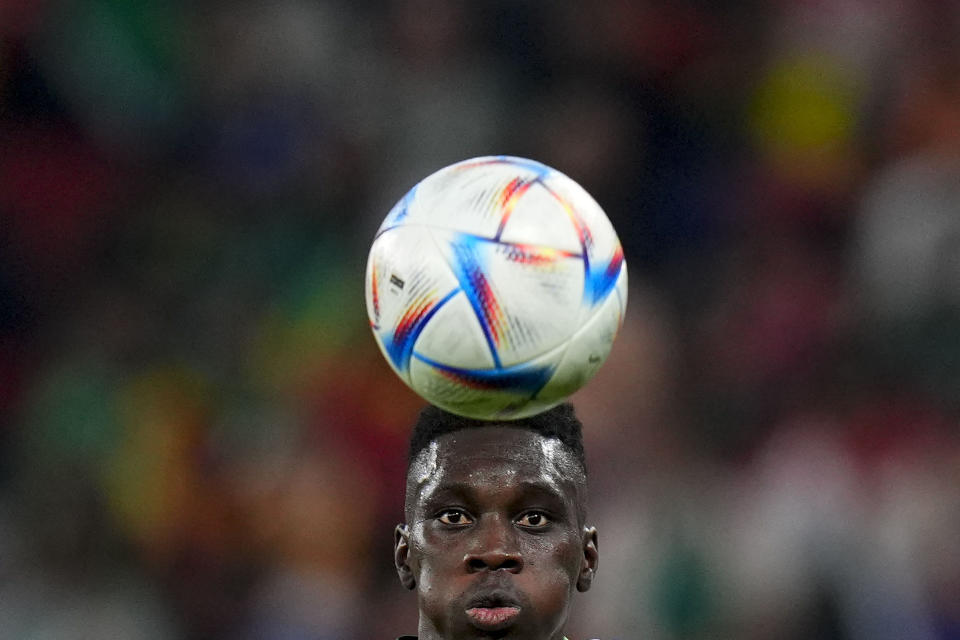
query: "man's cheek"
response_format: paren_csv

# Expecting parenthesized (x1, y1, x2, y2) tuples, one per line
(414, 560, 447, 614)
(525, 534, 578, 569)
(523, 540, 581, 601)
(414, 544, 463, 596)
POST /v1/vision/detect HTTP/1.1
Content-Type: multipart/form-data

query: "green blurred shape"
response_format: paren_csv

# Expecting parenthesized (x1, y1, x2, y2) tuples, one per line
(37, 0, 186, 151)
(248, 241, 366, 393)
(652, 536, 714, 638)
(21, 357, 121, 467)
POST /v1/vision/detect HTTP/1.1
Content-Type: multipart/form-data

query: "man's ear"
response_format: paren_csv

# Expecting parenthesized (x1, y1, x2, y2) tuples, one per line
(576, 525, 599, 592)
(395, 524, 417, 590)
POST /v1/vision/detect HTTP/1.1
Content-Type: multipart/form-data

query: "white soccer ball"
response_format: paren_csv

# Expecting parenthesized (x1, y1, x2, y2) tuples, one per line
(365, 156, 627, 420)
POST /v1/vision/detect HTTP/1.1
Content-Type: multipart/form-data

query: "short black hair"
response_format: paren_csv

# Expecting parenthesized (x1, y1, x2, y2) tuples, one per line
(407, 402, 587, 475)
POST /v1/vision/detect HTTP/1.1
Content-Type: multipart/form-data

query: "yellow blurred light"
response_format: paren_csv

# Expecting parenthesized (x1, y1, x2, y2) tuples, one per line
(751, 54, 858, 155)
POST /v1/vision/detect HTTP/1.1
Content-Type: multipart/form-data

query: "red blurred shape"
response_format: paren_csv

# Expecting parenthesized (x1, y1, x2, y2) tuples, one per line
(0, 0, 49, 37)
(0, 124, 122, 282)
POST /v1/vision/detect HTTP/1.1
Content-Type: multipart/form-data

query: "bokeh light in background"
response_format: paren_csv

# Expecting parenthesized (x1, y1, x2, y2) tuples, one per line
(2, 1, 959, 639)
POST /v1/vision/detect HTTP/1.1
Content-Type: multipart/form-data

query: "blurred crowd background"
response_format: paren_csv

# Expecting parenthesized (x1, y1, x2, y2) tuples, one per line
(2, 1, 960, 638)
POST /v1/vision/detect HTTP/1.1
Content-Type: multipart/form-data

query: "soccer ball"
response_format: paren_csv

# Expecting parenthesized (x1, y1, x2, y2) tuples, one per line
(365, 156, 627, 420)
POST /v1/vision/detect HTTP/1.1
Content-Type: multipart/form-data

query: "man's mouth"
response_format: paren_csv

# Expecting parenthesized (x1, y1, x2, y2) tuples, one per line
(465, 592, 523, 631)
(465, 605, 521, 630)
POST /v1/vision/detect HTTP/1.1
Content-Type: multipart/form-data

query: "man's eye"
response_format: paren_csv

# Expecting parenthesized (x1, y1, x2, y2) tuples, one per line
(516, 511, 550, 528)
(437, 509, 472, 525)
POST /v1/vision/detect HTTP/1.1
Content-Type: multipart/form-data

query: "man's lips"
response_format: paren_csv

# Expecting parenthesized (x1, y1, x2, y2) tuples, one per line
(465, 605, 521, 630)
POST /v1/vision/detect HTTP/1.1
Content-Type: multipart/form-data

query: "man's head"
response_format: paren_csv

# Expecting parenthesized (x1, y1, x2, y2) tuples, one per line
(395, 403, 598, 640)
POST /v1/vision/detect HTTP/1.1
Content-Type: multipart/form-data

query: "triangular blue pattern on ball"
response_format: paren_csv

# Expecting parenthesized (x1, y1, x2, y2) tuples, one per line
(585, 245, 624, 306)
(376, 183, 418, 237)
(445, 233, 504, 368)
(382, 287, 460, 373)
(413, 353, 556, 394)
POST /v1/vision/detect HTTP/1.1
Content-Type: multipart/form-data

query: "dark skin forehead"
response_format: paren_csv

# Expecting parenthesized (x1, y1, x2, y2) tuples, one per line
(405, 426, 587, 524)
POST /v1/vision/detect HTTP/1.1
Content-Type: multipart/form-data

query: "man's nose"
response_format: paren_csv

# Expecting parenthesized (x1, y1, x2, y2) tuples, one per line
(463, 516, 523, 573)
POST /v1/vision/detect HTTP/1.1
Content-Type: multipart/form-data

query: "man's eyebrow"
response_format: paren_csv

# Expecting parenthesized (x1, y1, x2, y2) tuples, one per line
(420, 482, 475, 504)
(426, 480, 572, 509)
(514, 480, 572, 506)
